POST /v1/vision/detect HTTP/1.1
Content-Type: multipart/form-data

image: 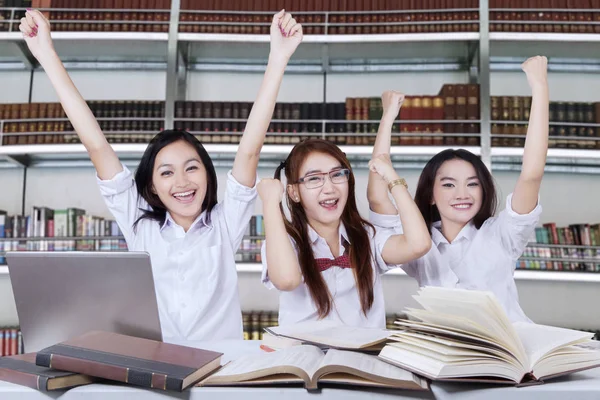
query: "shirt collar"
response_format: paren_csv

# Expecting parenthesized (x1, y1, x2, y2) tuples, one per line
(307, 222, 351, 246)
(431, 220, 477, 246)
(160, 210, 213, 232)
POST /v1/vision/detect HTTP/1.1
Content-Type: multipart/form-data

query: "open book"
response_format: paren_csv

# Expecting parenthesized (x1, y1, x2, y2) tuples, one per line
(264, 320, 389, 351)
(379, 287, 600, 386)
(200, 344, 428, 391)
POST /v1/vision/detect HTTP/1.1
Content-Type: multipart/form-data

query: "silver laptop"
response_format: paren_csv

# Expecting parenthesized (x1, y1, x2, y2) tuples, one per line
(6, 251, 162, 353)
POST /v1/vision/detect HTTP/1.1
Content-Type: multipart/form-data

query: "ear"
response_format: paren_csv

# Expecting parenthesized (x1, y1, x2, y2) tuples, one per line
(287, 184, 300, 203)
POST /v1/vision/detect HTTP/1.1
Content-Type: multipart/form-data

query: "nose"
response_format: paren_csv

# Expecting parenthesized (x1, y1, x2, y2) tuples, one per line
(321, 174, 336, 193)
(456, 184, 469, 199)
(174, 171, 189, 188)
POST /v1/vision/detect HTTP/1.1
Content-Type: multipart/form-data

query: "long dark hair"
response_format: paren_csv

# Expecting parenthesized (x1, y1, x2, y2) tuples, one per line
(414, 149, 498, 231)
(133, 130, 218, 229)
(275, 139, 375, 318)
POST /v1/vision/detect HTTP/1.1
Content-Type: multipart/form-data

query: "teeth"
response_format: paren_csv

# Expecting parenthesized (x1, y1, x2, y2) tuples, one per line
(173, 190, 194, 198)
(321, 199, 337, 205)
(453, 204, 471, 209)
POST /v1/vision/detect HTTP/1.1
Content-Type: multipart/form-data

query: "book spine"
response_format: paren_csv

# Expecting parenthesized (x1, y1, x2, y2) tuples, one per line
(36, 352, 183, 391)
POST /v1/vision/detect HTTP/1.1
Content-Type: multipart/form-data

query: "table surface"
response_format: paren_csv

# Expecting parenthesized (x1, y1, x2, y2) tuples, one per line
(1, 340, 600, 400)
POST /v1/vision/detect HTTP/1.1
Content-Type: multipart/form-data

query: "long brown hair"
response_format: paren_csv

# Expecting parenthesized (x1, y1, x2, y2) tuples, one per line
(274, 139, 375, 318)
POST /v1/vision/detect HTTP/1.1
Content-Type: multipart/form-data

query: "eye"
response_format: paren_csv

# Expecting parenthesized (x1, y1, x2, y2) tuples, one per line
(331, 170, 345, 178)
(160, 171, 172, 177)
(442, 183, 454, 188)
(467, 182, 480, 187)
(307, 175, 322, 183)
(187, 165, 198, 172)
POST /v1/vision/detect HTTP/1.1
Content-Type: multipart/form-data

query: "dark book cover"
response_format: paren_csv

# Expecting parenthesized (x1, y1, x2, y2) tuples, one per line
(0, 353, 94, 391)
(36, 331, 223, 392)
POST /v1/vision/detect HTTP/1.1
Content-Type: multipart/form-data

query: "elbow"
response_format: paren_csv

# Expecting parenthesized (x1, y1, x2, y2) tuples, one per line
(411, 238, 431, 258)
(272, 276, 302, 292)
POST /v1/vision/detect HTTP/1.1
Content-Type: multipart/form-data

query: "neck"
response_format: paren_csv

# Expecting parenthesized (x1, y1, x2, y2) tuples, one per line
(439, 217, 468, 243)
(308, 217, 341, 256)
(170, 212, 201, 233)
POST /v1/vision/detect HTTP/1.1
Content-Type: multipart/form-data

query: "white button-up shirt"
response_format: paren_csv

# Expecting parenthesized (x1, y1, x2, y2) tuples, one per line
(261, 218, 398, 328)
(371, 193, 541, 323)
(97, 165, 257, 342)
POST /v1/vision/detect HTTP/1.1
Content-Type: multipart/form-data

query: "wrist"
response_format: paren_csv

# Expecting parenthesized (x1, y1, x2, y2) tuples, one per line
(382, 109, 399, 121)
(37, 49, 59, 65)
(384, 171, 400, 184)
(268, 53, 290, 66)
(388, 178, 408, 192)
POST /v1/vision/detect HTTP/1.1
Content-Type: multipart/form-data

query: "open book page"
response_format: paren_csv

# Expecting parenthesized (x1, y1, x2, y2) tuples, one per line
(203, 345, 324, 384)
(405, 308, 527, 370)
(379, 343, 523, 382)
(267, 321, 389, 349)
(413, 288, 526, 363)
(532, 345, 600, 379)
(314, 349, 427, 389)
(513, 322, 596, 371)
(392, 330, 521, 367)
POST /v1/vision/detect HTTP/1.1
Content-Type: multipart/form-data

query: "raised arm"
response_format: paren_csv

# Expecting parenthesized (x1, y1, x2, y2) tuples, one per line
(367, 91, 405, 215)
(232, 11, 303, 187)
(20, 10, 121, 180)
(512, 56, 549, 214)
(258, 179, 302, 291)
(369, 155, 431, 264)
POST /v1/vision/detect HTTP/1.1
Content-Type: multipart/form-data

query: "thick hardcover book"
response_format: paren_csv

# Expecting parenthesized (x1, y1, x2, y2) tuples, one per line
(380, 287, 600, 387)
(35, 331, 223, 392)
(0, 353, 94, 391)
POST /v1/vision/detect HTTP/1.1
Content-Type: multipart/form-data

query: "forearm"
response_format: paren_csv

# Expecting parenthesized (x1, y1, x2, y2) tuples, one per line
(233, 54, 290, 186)
(368, 112, 399, 214)
(263, 200, 302, 291)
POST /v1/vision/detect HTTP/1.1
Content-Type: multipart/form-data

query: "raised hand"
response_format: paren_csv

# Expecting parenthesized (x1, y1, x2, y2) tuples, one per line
(258, 178, 285, 204)
(381, 90, 406, 120)
(19, 9, 55, 62)
(368, 154, 399, 184)
(269, 10, 303, 61)
(521, 56, 548, 91)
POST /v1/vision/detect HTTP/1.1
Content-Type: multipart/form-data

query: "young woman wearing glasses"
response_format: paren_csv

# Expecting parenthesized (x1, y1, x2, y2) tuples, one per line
(256, 135, 431, 327)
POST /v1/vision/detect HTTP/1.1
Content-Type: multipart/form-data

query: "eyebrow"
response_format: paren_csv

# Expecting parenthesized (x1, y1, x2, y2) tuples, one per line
(304, 166, 343, 175)
(158, 158, 201, 169)
(440, 175, 478, 181)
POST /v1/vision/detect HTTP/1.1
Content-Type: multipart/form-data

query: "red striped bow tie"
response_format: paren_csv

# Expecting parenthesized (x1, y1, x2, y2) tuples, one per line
(315, 254, 352, 272)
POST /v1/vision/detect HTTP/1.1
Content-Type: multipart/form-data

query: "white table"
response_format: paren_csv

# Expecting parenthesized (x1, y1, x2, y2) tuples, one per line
(1, 340, 599, 399)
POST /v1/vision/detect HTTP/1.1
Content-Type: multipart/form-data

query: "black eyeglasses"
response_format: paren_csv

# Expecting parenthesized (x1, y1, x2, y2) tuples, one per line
(296, 168, 350, 189)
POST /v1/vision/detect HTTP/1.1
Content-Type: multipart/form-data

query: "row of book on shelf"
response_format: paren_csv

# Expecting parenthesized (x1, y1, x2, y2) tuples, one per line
(518, 223, 600, 272)
(1, 288, 600, 393)
(4, 1, 600, 34)
(2, 95, 600, 149)
(2, 208, 600, 272)
(1, 83, 481, 147)
(492, 98, 600, 149)
(0, 211, 263, 264)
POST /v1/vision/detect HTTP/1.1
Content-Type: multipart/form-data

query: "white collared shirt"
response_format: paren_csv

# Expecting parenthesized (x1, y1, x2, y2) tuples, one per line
(371, 193, 541, 323)
(97, 165, 257, 342)
(261, 217, 399, 328)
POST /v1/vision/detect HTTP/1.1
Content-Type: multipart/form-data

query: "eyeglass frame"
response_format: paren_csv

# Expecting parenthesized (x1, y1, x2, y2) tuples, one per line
(295, 167, 351, 189)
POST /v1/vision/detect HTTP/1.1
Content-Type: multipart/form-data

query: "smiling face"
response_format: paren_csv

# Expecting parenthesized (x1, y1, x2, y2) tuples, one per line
(288, 151, 350, 229)
(151, 139, 208, 229)
(432, 158, 483, 230)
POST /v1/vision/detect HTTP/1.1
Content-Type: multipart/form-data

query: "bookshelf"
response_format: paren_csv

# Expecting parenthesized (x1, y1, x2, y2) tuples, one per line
(0, 3, 598, 173)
